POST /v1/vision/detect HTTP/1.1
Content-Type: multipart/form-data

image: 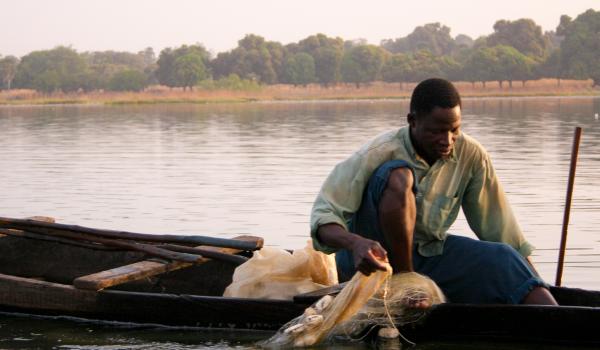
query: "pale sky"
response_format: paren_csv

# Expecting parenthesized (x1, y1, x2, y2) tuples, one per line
(2, 1, 598, 58)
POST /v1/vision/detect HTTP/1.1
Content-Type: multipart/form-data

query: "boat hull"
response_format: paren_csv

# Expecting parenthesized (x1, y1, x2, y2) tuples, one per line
(1, 233, 599, 344)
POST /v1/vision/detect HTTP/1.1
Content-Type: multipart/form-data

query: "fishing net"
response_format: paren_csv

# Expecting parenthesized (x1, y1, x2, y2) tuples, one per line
(260, 268, 445, 348)
(223, 241, 338, 300)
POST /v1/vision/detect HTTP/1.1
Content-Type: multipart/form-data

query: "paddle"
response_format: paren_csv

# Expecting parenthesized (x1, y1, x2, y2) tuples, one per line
(0, 216, 263, 251)
(555, 126, 582, 286)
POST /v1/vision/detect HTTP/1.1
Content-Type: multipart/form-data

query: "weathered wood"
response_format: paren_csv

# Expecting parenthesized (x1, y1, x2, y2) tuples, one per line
(73, 260, 185, 290)
(0, 228, 117, 250)
(157, 243, 248, 265)
(0, 273, 305, 329)
(0, 273, 99, 313)
(556, 126, 582, 286)
(72, 236, 256, 291)
(0, 216, 263, 251)
(0, 226, 203, 263)
(25, 216, 56, 223)
(403, 303, 600, 345)
(1, 233, 599, 342)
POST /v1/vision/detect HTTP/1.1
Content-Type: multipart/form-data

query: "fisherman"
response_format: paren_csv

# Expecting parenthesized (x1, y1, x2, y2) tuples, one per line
(310, 78, 558, 305)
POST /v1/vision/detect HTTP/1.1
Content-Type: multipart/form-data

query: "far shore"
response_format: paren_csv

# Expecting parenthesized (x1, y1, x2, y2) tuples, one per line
(1, 79, 598, 106)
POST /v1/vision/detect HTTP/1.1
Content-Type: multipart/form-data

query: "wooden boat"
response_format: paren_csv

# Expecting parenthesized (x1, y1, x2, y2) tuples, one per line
(0, 218, 599, 346)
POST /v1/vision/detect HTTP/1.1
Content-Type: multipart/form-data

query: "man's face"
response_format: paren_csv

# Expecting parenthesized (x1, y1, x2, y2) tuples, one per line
(408, 106, 461, 165)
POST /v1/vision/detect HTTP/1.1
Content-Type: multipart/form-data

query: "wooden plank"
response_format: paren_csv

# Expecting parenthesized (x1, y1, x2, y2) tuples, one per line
(0, 273, 99, 313)
(73, 260, 183, 290)
(0, 228, 116, 250)
(0, 216, 264, 251)
(73, 235, 257, 291)
(0, 273, 305, 329)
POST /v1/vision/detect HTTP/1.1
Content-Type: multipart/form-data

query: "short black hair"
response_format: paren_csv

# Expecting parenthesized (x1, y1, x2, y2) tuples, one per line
(409, 78, 461, 116)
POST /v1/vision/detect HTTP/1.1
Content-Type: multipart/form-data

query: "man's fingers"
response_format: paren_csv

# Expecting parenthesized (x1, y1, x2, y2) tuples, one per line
(366, 250, 389, 271)
(371, 245, 388, 260)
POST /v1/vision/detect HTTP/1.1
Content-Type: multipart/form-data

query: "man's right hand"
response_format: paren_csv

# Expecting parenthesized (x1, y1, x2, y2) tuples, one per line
(350, 236, 389, 276)
(316, 223, 389, 275)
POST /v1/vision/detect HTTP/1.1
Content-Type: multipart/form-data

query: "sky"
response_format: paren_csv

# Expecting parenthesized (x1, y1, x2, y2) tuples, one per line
(1, 0, 599, 57)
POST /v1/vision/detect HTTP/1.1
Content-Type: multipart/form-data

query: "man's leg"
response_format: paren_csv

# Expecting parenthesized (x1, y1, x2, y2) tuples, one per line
(523, 287, 558, 305)
(414, 235, 556, 304)
(335, 160, 415, 281)
(378, 167, 416, 273)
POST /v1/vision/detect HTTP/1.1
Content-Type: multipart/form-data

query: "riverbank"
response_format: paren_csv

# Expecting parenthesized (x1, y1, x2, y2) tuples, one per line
(1, 79, 598, 106)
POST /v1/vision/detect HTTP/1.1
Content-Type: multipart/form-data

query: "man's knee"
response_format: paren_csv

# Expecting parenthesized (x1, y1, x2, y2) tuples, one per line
(385, 167, 414, 197)
(380, 167, 415, 212)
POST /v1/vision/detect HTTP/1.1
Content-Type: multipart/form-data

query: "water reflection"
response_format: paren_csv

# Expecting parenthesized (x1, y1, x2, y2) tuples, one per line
(0, 98, 599, 290)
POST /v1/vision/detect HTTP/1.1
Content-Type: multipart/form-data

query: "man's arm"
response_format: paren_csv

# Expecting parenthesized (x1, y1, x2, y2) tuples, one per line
(317, 223, 388, 275)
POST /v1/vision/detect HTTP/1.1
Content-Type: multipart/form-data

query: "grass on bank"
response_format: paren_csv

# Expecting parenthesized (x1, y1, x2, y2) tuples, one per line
(0, 79, 598, 106)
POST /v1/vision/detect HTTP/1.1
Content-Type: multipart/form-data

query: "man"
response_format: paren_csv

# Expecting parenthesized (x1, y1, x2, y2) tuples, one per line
(310, 78, 557, 305)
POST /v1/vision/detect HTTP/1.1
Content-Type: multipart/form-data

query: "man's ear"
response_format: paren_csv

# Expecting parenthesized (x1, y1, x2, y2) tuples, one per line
(407, 112, 416, 127)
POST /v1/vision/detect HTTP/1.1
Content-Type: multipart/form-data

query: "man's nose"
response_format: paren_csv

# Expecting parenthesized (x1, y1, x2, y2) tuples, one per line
(440, 131, 453, 146)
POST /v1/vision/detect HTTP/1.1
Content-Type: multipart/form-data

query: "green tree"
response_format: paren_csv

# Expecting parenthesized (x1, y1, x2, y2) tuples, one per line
(210, 35, 282, 84)
(409, 50, 443, 82)
(156, 44, 210, 88)
(297, 34, 344, 86)
(108, 70, 148, 91)
(538, 50, 565, 86)
(556, 9, 600, 86)
(0, 56, 19, 90)
(437, 55, 462, 81)
(487, 19, 550, 58)
(281, 52, 316, 86)
(463, 47, 498, 87)
(14, 46, 89, 92)
(381, 23, 456, 56)
(82, 50, 148, 90)
(381, 53, 413, 83)
(174, 53, 207, 90)
(455, 34, 475, 50)
(492, 45, 535, 87)
(341, 45, 385, 87)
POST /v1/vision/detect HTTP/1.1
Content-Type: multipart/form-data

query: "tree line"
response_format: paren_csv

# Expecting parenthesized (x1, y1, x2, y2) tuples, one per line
(1, 9, 599, 93)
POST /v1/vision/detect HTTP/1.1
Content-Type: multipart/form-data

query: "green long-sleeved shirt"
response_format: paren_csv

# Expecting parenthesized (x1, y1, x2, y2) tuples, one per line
(310, 126, 533, 258)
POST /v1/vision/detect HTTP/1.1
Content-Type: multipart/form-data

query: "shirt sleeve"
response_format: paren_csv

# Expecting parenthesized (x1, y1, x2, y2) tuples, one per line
(310, 150, 381, 254)
(461, 152, 534, 257)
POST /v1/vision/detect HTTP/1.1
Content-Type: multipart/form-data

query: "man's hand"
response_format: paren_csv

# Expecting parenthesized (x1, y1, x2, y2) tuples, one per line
(316, 223, 389, 275)
(351, 236, 389, 276)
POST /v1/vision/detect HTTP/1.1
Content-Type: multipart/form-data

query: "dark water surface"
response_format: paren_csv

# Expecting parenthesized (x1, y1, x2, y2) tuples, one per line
(1, 97, 599, 348)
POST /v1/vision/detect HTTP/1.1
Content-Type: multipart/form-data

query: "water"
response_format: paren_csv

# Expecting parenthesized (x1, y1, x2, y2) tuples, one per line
(0, 97, 599, 348)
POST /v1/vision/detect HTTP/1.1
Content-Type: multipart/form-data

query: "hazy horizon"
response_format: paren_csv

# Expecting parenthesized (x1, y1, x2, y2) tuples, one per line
(2, 1, 599, 57)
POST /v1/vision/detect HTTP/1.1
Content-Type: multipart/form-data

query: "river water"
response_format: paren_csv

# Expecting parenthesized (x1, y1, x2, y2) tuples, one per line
(0, 97, 599, 349)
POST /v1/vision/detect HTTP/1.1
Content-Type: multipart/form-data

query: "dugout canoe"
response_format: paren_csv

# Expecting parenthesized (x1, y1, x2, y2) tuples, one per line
(0, 224, 599, 345)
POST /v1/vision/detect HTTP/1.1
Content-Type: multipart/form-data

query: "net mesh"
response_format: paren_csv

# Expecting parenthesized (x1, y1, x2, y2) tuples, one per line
(261, 268, 445, 348)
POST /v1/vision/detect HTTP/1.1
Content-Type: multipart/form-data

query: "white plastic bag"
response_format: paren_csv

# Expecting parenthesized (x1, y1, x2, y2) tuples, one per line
(223, 240, 338, 300)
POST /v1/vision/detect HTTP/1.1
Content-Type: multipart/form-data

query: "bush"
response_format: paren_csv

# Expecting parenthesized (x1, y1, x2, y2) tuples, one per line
(197, 74, 262, 91)
(108, 70, 148, 92)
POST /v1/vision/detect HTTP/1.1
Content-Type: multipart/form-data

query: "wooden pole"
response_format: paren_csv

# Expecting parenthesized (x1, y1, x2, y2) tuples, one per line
(0, 226, 204, 263)
(0, 228, 116, 250)
(0, 217, 263, 251)
(157, 244, 249, 265)
(555, 126, 582, 286)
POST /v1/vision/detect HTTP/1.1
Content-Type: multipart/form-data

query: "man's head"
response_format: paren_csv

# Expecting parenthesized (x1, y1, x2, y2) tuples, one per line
(407, 78, 462, 165)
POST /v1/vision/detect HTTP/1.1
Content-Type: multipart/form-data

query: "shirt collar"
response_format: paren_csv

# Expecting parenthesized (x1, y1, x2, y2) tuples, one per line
(398, 126, 459, 165)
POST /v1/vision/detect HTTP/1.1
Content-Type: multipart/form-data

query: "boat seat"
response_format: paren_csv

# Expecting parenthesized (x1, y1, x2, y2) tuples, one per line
(73, 235, 257, 291)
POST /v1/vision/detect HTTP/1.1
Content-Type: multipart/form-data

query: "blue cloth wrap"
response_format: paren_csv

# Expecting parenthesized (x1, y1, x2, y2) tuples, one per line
(335, 160, 547, 304)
